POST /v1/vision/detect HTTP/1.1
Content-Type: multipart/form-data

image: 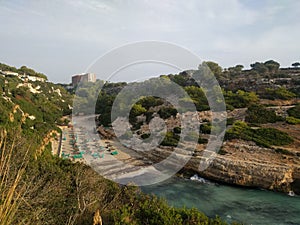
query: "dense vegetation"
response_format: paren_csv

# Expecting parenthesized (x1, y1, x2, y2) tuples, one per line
(91, 60, 299, 128)
(0, 76, 72, 136)
(225, 121, 293, 148)
(161, 131, 180, 147)
(2, 59, 299, 224)
(0, 63, 47, 79)
(288, 104, 300, 119)
(113, 196, 239, 225)
(81, 62, 299, 152)
(262, 87, 296, 100)
(245, 104, 283, 124)
(0, 114, 238, 225)
(0, 64, 238, 224)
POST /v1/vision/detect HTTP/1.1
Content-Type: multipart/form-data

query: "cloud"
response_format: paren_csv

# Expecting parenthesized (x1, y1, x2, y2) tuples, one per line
(0, 0, 299, 82)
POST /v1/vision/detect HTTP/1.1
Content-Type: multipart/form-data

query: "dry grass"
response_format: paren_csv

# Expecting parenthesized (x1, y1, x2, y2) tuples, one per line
(0, 129, 29, 225)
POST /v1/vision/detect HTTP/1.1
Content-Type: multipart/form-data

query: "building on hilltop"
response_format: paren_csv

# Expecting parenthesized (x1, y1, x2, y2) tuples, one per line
(72, 73, 96, 86)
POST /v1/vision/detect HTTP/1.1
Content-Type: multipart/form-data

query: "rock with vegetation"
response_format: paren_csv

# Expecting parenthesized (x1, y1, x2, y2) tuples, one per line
(0, 63, 236, 225)
(90, 66, 300, 195)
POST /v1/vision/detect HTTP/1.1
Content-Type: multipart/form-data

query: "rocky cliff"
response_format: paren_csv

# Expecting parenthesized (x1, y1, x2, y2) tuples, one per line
(138, 138, 300, 194)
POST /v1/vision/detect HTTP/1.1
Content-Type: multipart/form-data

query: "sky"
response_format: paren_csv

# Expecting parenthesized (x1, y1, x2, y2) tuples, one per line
(0, 0, 300, 83)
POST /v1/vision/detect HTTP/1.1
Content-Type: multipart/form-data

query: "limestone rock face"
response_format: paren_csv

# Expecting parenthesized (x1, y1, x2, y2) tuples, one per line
(141, 139, 300, 193)
(186, 156, 295, 193)
(291, 168, 300, 194)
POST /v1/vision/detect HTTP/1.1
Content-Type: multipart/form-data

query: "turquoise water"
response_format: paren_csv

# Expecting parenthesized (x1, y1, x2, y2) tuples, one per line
(142, 176, 300, 225)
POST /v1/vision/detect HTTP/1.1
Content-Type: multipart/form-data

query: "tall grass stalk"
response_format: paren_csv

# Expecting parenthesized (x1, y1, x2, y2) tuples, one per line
(0, 129, 29, 225)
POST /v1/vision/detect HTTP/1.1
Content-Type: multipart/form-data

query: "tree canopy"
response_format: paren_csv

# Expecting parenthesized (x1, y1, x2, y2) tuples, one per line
(203, 61, 223, 78)
(250, 60, 280, 75)
(292, 62, 300, 68)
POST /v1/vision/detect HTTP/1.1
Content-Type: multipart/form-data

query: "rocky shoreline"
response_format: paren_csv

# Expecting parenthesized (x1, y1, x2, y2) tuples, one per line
(93, 115, 300, 194)
(130, 139, 300, 194)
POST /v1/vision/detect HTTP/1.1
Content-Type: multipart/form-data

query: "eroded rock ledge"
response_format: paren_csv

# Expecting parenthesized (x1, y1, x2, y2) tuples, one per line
(139, 140, 300, 194)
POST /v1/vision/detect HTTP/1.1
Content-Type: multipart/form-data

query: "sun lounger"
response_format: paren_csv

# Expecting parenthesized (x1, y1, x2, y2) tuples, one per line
(111, 151, 118, 155)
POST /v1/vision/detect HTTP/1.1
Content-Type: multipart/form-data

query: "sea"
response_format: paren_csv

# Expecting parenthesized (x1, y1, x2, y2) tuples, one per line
(142, 176, 300, 225)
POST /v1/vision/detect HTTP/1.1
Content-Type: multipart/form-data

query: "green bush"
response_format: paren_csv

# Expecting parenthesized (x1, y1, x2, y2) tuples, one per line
(275, 148, 294, 155)
(138, 96, 164, 110)
(288, 104, 300, 119)
(286, 116, 300, 124)
(112, 195, 235, 225)
(130, 104, 147, 117)
(141, 133, 151, 139)
(158, 107, 177, 119)
(200, 123, 211, 134)
(225, 121, 293, 147)
(173, 126, 181, 134)
(145, 111, 154, 123)
(224, 90, 259, 109)
(254, 128, 293, 146)
(198, 137, 208, 144)
(131, 121, 143, 131)
(182, 131, 208, 144)
(227, 117, 235, 125)
(161, 131, 180, 146)
(263, 87, 296, 100)
(245, 104, 283, 124)
(184, 86, 209, 111)
(218, 148, 228, 155)
(98, 113, 112, 127)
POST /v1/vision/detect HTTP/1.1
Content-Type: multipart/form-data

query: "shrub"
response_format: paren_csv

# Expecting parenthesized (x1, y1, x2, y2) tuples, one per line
(99, 113, 112, 127)
(173, 126, 181, 134)
(198, 137, 208, 144)
(158, 107, 177, 119)
(138, 96, 164, 110)
(263, 87, 296, 100)
(225, 121, 293, 147)
(184, 86, 209, 111)
(131, 121, 143, 131)
(275, 148, 294, 155)
(218, 149, 228, 155)
(161, 131, 180, 146)
(112, 195, 235, 225)
(254, 128, 293, 146)
(130, 104, 147, 118)
(200, 123, 211, 134)
(288, 104, 300, 119)
(145, 111, 154, 123)
(226, 117, 235, 125)
(286, 116, 300, 125)
(245, 104, 283, 124)
(141, 133, 151, 139)
(224, 90, 259, 109)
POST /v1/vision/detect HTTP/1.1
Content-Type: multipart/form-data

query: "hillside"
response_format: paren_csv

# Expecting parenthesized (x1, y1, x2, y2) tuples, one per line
(0, 63, 236, 224)
(71, 61, 300, 194)
(1, 60, 300, 224)
(0, 63, 47, 80)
